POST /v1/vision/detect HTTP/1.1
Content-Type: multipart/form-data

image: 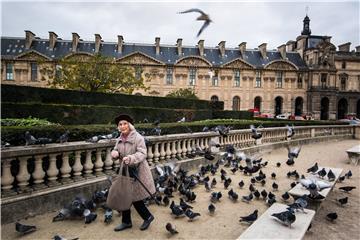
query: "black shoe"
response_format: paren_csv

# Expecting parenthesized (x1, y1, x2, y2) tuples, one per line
(114, 222, 132, 232)
(140, 215, 154, 231)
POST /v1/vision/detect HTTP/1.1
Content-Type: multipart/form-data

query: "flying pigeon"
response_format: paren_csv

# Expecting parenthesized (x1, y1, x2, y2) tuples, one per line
(178, 8, 212, 37)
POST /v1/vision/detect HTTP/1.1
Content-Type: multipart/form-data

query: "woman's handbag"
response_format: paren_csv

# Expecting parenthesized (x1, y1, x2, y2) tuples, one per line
(106, 162, 134, 211)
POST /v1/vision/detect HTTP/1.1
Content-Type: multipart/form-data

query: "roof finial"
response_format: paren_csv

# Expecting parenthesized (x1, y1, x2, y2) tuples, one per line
(305, 5, 309, 16)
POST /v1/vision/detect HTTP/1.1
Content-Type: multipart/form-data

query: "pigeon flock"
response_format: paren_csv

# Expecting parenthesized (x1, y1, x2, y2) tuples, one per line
(13, 124, 357, 238)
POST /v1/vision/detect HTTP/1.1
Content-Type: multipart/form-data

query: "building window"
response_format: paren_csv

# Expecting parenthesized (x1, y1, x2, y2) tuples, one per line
(234, 69, 240, 87)
(340, 75, 347, 91)
(212, 70, 219, 86)
(297, 73, 303, 88)
(342, 61, 346, 69)
(6, 63, 14, 80)
(166, 67, 173, 85)
(255, 71, 261, 88)
(135, 66, 142, 80)
(31, 62, 38, 81)
(232, 96, 240, 110)
(321, 73, 327, 88)
(189, 68, 196, 86)
(276, 71, 283, 88)
(211, 95, 219, 102)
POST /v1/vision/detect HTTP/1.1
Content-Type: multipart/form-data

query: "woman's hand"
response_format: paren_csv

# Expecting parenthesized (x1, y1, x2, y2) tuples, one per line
(111, 150, 119, 159)
(123, 156, 131, 165)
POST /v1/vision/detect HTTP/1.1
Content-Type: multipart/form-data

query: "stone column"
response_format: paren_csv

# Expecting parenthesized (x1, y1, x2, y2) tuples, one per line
(60, 152, 73, 183)
(83, 150, 95, 178)
(47, 154, 60, 186)
(1, 159, 16, 196)
(32, 155, 47, 189)
(16, 156, 31, 193)
(104, 148, 114, 174)
(94, 149, 104, 176)
(72, 150, 83, 180)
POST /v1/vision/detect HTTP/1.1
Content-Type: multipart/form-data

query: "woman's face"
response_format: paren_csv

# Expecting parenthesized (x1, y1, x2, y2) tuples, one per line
(118, 120, 130, 134)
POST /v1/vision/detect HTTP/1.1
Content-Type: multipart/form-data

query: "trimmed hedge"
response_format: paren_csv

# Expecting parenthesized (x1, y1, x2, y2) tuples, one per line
(2, 119, 348, 146)
(1, 84, 223, 110)
(212, 110, 253, 120)
(1, 102, 213, 125)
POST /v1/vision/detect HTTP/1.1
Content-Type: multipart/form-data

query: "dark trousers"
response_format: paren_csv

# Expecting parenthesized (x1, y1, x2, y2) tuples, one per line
(122, 200, 151, 224)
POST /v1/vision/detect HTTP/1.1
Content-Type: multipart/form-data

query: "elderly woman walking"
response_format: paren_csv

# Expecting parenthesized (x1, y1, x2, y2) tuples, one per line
(110, 114, 156, 231)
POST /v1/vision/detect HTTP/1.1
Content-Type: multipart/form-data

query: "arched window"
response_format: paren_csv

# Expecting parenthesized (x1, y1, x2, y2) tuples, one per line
(232, 96, 240, 111)
(254, 96, 262, 112)
(211, 95, 219, 102)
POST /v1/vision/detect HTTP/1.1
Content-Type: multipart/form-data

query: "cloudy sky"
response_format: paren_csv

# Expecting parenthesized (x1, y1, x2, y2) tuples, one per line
(1, 0, 359, 50)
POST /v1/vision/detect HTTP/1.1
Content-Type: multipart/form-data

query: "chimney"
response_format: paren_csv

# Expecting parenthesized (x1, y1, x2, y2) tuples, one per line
(72, 32, 80, 52)
(176, 38, 182, 55)
(117, 35, 124, 54)
(95, 34, 102, 53)
(25, 30, 35, 49)
(239, 42, 246, 57)
(48, 31, 58, 50)
(198, 40, 204, 57)
(338, 42, 351, 52)
(286, 40, 295, 52)
(258, 43, 267, 58)
(277, 44, 286, 59)
(355, 45, 360, 53)
(218, 41, 226, 57)
(155, 37, 160, 55)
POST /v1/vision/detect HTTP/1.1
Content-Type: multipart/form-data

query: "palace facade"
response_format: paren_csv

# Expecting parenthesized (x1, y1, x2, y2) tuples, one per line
(1, 15, 360, 119)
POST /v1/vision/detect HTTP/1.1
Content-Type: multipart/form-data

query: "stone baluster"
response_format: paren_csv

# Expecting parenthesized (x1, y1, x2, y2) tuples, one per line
(32, 155, 47, 189)
(153, 142, 160, 164)
(60, 152, 72, 183)
(182, 139, 187, 157)
(47, 154, 60, 186)
(191, 139, 197, 153)
(194, 138, 200, 152)
(83, 150, 94, 178)
(165, 141, 172, 160)
(16, 157, 31, 192)
(160, 142, 166, 162)
(171, 141, 177, 160)
(104, 148, 114, 173)
(186, 139, 192, 154)
(72, 150, 83, 180)
(176, 140, 183, 159)
(94, 149, 104, 176)
(1, 159, 16, 196)
(204, 138, 209, 149)
(147, 145, 154, 166)
(200, 138, 205, 149)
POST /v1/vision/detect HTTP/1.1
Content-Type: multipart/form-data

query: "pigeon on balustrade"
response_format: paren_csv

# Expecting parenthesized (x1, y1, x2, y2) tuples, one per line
(317, 168, 327, 179)
(271, 210, 296, 228)
(25, 131, 37, 146)
(1, 140, 11, 149)
(166, 222, 179, 235)
(327, 169, 336, 181)
(15, 222, 37, 234)
(307, 162, 318, 174)
(58, 130, 70, 143)
(239, 210, 258, 224)
(250, 125, 262, 142)
(286, 124, 295, 139)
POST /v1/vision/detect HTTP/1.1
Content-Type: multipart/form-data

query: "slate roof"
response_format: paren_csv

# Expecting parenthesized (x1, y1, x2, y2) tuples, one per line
(1, 36, 308, 70)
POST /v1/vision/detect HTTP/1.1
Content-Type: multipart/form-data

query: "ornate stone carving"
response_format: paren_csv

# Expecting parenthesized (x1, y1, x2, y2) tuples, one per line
(223, 59, 253, 69)
(16, 51, 50, 61)
(266, 61, 296, 70)
(117, 53, 163, 65)
(176, 57, 210, 67)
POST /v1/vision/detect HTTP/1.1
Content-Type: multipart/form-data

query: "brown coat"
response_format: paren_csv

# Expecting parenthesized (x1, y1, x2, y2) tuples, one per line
(115, 130, 156, 202)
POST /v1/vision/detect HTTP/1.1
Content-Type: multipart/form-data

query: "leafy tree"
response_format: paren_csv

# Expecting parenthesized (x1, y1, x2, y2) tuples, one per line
(40, 54, 148, 93)
(166, 88, 199, 99)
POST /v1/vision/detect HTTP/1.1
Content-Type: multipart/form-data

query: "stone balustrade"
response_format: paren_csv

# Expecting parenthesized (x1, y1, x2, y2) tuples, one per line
(1, 125, 355, 198)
